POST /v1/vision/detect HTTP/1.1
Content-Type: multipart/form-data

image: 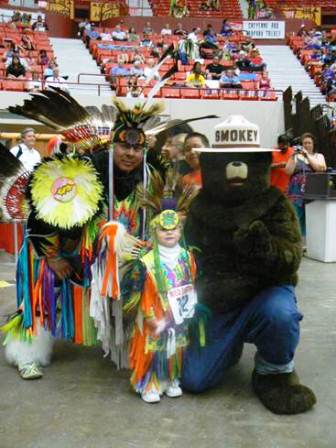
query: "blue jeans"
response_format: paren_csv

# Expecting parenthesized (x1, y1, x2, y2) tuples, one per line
(182, 285, 303, 392)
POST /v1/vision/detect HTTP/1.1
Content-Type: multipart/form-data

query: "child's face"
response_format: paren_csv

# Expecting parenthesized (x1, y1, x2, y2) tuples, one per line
(156, 226, 181, 248)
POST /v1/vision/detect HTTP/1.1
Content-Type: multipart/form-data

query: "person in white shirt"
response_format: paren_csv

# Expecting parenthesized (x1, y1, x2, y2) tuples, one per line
(112, 25, 128, 41)
(45, 67, 69, 93)
(10, 128, 41, 172)
(188, 27, 200, 44)
(144, 58, 160, 80)
(100, 32, 112, 41)
(161, 24, 172, 36)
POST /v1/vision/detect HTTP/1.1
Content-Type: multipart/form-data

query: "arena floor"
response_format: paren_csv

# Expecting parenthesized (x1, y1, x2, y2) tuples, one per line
(0, 250, 335, 448)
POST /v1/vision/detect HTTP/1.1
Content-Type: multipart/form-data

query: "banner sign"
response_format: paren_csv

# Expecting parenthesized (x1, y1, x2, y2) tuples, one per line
(47, 0, 74, 19)
(90, 2, 120, 21)
(282, 8, 321, 26)
(243, 21, 285, 39)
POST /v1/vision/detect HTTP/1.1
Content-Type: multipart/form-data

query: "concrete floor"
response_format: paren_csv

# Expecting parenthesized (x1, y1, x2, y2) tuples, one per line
(0, 251, 335, 448)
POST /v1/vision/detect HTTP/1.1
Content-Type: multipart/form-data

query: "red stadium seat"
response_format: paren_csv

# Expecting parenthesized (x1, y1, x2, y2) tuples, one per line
(161, 87, 181, 98)
(180, 88, 201, 99)
(201, 88, 220, 99)
(2, 80, 26, 91)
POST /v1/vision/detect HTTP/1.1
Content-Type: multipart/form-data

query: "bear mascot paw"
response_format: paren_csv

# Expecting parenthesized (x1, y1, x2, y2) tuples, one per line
(252, 370, 317, 415)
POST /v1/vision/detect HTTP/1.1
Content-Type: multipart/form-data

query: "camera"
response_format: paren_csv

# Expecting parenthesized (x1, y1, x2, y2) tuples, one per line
(293, 145, 303, 153)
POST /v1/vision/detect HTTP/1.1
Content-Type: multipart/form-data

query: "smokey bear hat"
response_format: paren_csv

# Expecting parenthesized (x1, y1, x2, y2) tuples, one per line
(193, 115, 277, 153)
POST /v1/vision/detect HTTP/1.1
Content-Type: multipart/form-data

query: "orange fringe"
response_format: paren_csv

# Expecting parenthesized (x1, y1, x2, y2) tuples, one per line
(99, 223, 120, 300)
(73, 285, 84, 344)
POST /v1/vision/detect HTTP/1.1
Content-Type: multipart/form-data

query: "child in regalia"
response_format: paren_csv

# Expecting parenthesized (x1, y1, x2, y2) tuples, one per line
(124, 188, 198, 403)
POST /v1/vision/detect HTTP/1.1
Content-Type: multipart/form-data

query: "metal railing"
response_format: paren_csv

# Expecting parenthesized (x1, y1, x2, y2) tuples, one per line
(0, 76, 111, 96)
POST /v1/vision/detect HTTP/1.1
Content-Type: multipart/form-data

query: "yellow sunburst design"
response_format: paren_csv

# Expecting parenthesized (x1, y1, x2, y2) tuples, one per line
(31, 157, 103, 229)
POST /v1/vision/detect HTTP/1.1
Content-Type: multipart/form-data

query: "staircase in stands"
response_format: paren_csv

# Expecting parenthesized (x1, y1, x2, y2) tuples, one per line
(259, 45, 326, 107)
(50, 37, 111, 94)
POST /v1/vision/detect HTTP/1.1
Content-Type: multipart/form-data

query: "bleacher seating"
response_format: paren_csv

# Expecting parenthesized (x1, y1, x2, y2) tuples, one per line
(85, 28, 277, 101)
(265, 0, 335, 7)
(287, 31, 336, 102)
(0, 22, 55, 92)
(148, 0, 242, 18)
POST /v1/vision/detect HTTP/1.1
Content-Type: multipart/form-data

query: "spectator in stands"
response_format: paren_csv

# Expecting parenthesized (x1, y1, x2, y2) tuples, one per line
(130, 60, 144, 78)
(21, 34, 35, 51)
(144, 58, 160, 80)
(131, 48, 145, 64)
(188, 27, 200, 44)
(270, 135, 294, 194)
(236, 51, 265, 72)
(78, 19, 90, 37)
(287, 133, 326, 241)
(178, 37, 190, 65)
(112, 25, 128, 42)
(85, 24, 101, 48)
(249, 49, 265, 68)
(110, 60, 130, 77)
(161, 133, 188, 173)
(128, 26, 139, 42)
(4, 42, 21, 61)
(200, 0, 210, 10)
(110, 61, 130, 89)
(220, 19, 233, 37)
(117, 53, 129, 64)
(181, 133, 209, 189)
(11, 10, 21, 23)
(140, 33, 154, 48)
(208, 0, 220, 11)
(203, 24, 214, 37)
(186, 62, 206, 88)
(10, 128, 41, 173)
(206, 55, 224, 80)
(126, 76, 144, 98)
(44, 60, 57, 79)
(161, 24, 172, 36)
(259, 71, 271, 89)
(219, 69, 241, 88)
(100, 31, 112, 41)
(143, 22, 153, 36)
(296, 23, 308, 37)
(38, 49, 49, 66)
(6, 55, 26, 79)
(201, 29, 218, 50)
(45, 67, 69, 93)
(32, 15, 48, 32)
(21, 13, 32, 25)
(174, 23, 187, 37)
(27, 72, 43, 92)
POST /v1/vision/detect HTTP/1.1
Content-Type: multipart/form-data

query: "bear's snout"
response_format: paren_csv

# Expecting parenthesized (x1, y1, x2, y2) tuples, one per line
(226, 161, 248, 183)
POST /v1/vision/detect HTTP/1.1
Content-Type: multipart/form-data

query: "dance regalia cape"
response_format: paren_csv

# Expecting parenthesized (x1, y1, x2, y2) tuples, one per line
(123, 247, 196, 393)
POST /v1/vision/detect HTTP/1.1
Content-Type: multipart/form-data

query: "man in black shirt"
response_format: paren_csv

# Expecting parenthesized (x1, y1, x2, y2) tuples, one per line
(206, 56, 224, 80)
(174, 22, 187, 37)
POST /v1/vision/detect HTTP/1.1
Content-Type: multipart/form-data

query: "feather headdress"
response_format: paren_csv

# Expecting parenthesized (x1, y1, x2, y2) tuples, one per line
(9, 88, 116, 153)
(136, 168, 198, 232)
(0, 143, 30, 220)
(8, 88, 217, 152)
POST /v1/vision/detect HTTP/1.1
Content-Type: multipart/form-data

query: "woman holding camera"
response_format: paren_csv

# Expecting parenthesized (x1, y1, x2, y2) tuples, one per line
(286, 133, 326, 241)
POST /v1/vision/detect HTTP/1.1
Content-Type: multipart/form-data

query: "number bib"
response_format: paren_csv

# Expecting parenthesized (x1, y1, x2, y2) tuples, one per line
(167, 284, 197, 325)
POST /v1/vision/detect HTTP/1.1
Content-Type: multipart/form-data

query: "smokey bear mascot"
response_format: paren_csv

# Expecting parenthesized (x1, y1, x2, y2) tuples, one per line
(183, 116, 316, 415)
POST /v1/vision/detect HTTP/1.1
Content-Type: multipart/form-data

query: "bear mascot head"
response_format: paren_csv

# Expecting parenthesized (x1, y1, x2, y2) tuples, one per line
(200, 116, 272, 205)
